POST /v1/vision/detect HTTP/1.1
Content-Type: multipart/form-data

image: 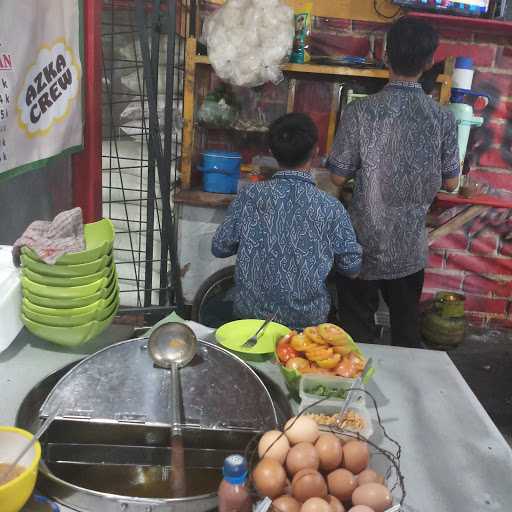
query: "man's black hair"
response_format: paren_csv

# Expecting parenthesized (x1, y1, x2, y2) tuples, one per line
(268, 113, 318, 168)
(387, 17, 439, 77)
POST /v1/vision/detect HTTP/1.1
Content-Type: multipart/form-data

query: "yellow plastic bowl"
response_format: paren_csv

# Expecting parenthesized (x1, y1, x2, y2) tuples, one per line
(0, 426, 41, 512)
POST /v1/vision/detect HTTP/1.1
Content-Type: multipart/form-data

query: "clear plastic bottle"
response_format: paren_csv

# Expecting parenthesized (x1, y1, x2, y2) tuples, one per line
(218, 454, 252, 512)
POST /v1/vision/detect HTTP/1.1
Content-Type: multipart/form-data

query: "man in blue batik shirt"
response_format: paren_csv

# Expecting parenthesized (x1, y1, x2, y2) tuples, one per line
(327, 17, 460, 348)
(212, 113, 362, 330)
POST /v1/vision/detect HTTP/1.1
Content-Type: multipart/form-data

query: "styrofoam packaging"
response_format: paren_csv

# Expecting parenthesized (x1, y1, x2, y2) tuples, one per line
(0, 246, 23, 353)
(299, 400, 373, 440)
(299, 373, 364, 404)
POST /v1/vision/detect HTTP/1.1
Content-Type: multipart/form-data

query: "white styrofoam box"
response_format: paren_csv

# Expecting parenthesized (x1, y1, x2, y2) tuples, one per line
(0, 246, 22, 353)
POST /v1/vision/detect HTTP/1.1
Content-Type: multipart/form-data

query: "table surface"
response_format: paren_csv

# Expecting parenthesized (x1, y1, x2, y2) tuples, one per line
(1, 325, 511, 512)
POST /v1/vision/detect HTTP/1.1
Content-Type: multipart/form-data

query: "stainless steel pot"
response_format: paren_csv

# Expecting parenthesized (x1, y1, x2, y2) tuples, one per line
(16, 337, 291, 511)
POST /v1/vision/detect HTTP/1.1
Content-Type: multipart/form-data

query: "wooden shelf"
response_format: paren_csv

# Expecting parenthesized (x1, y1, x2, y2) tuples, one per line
(175, 189, 512, 213)
(181, 36, 453, 190)
(408, 11, 512, 36)
(195, 55, 390, 79)
(175, 188, 235, 207)
(195, 54, 451, 85)
(436, 192, 512, 210)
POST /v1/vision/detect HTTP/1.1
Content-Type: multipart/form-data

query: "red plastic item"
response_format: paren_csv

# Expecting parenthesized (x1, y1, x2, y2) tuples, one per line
(408, 11, 512, 37)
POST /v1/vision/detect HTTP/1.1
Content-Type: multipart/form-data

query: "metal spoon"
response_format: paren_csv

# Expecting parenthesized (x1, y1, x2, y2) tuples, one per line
(338, 358, 373, 423)
(148, 322, 197, 498)
(0, 408, 59, 484)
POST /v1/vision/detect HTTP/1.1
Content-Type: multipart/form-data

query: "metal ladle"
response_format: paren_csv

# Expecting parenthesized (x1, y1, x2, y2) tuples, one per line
(148, 322, 197, 498)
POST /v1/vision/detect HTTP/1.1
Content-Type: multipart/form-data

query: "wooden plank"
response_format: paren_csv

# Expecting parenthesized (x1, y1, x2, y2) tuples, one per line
(428, 205, 487, 245)
(284, 62, 389, 79)
(439, 57, 454, 105)
(437, 192, 512, 210)
(287, 79, 297, 113)
(195, 55, 389, 78)
(204, 0, 400, 23)
(174, 188, 235, 207)
(326, 82, 342, 152)
(181, 37, 198, 189)
(195, 55, 451, 86)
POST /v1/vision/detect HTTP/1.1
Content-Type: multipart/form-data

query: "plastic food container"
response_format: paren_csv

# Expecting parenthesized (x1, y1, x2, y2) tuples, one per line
(0, 246, 22, 354)
(299, 400, 373, 440)
(278, 339, 374, 395)
(299, 373, 366, 404)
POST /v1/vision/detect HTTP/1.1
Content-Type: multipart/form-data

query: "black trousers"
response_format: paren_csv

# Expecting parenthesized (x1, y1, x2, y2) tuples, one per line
(336, 270, 425, 348)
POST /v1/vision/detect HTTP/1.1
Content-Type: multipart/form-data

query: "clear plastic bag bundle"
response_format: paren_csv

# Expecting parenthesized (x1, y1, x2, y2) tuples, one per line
(203, 0, 294, 88)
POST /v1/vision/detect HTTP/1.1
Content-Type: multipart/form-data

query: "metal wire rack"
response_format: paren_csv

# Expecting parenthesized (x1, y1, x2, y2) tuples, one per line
(245, 391, 405, 508)
(101, 0, 194, 317)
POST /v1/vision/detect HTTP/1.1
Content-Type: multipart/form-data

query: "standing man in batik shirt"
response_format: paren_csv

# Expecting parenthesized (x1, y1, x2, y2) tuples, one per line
(327, 17, 460, 348)
(212, 114, 362, 330)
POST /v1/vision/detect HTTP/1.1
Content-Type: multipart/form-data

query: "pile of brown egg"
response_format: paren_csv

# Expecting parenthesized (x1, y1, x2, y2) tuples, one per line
(252, 416, 393, 512)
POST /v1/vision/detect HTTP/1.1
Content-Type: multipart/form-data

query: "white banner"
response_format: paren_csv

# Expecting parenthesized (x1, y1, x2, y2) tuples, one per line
(0, 0, 83, 180)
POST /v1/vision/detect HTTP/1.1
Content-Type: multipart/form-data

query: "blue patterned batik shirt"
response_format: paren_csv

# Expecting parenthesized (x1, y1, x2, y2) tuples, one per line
(212, 170, 362, 329)
(327, 81, 460, 280)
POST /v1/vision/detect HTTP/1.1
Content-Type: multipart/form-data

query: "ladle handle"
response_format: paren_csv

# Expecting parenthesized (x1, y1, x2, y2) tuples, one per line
(170, 362, 182, 436)
(169, 363, 186, 497)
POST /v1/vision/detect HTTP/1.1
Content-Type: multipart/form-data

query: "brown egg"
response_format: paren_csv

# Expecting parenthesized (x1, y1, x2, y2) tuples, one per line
(253, 458, 287, 498)
(286, 442, 320, 475)
(327, 495, 346, 512)
(292, 468, 317, 485)
(292, 469, 328, 502)
(327, 469, 357, 501)
(348, 507, 375, 512)
(301, 497, 332, 512)
(285, 416, 320, 445)
(259, 430, 291, 464)
(272, 495, 302, 512)
(342, 441, 369, 474)
(356, 469, 385, 487)
(351, 483, 392, 512)
(315, 433, 343, 472)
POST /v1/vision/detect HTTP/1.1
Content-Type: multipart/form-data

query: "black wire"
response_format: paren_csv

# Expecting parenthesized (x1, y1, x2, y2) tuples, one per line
(245, 390, 406, 506)
(374, 0, 402, 19)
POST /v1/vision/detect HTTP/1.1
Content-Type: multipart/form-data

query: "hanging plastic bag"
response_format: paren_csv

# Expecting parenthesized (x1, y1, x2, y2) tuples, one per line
(290, 2, 313, 64)
(204, 0, 294, 88)
(197, 86, 239, 127)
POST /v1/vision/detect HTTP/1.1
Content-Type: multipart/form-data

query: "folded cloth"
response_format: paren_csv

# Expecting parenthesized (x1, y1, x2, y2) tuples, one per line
(12, 207, 86, 266)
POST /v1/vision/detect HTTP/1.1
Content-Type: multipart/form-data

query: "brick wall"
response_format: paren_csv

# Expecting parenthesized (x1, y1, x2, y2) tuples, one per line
(200, 4, 512, 327)
(422, 27, 512, 328)
(311, 18, 512, 328)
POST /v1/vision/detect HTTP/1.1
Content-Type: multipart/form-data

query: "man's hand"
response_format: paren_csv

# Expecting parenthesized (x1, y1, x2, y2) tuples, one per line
(331, 173, 348, 187)
(442, 176, 459, 192)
